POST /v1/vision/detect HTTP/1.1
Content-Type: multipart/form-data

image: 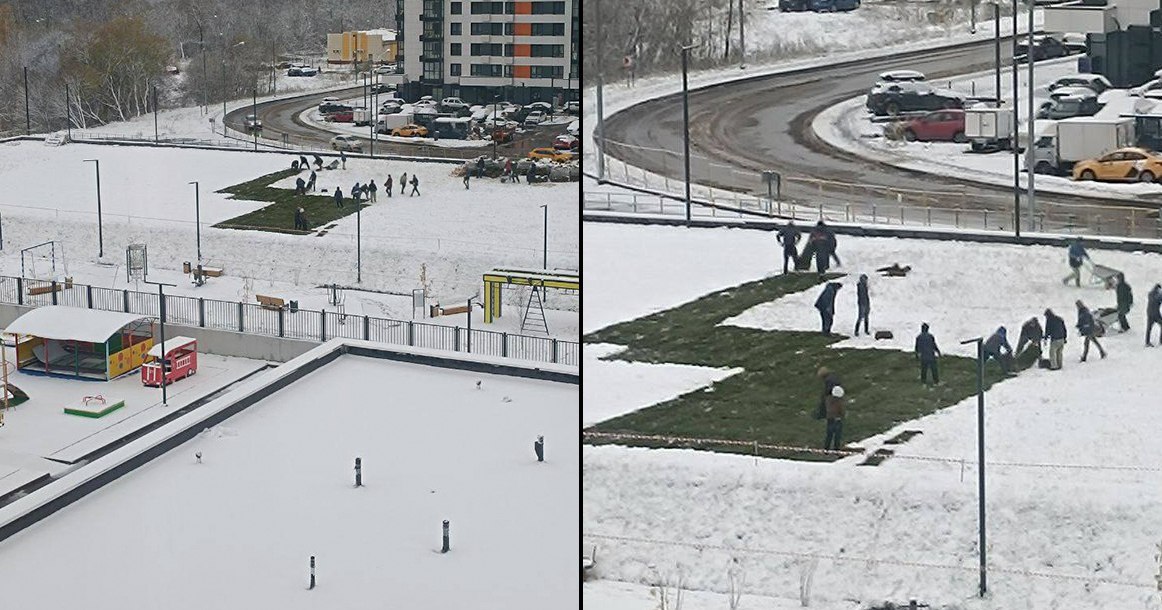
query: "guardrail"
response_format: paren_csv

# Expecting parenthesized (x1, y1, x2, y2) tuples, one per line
(2, 276, 577, 367)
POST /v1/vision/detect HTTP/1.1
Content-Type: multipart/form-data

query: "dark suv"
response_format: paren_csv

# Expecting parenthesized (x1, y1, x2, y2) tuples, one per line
(1015, 36, 1067, 63)
(779, 0, 809, 11)
(865, 83, 964, 116)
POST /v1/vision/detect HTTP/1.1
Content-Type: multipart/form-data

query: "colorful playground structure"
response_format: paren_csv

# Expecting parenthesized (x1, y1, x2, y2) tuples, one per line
(5, 306, 154, 380)
(482, 268, 579, 324)
(141, 337, 198, 387)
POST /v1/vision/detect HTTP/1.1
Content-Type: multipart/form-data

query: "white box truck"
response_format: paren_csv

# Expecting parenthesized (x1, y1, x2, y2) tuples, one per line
(1030, 116, 1136, 176)
(376, 113, 414, 134)
(965, 106, 1015, 152)
(353, 108, 375, 127)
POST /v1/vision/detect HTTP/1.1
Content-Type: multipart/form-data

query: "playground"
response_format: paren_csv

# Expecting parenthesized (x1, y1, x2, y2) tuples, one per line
(0, 354, 578, 610)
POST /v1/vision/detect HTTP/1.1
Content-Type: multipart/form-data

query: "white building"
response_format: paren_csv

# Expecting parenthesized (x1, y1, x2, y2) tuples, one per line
(393, 0, 579, 104)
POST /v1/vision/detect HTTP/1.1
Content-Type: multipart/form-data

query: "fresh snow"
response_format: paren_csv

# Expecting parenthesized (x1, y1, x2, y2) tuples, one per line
(0, 355, 579, 609)
(584, 220, 1162, 608)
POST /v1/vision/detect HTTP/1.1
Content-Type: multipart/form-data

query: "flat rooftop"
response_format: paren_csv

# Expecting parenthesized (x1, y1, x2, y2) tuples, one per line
(0, 354, 578, 609)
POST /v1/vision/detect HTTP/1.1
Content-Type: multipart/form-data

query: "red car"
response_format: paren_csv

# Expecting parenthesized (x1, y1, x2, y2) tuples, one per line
(327, 109, 354, 123)
(901, 109, 967, 143)
(553, 134, 579, 151)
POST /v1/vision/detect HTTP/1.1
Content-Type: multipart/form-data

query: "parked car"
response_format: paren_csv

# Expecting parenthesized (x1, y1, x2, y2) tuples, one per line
(779, 0, 809, 11)
(330, 135, 363, 152)
(244, 114, 262, 131)
(899, 109, 967, 143)
(567, 120, 579, 136)
(380, 101, 403, 114)
(1015, 35, 1067, 63)
(441, 97, 470, 112)
(1059, 32, 1088, 55)
(866, 82, 964, 116)
(370, 83, 395, 94)
(1131, 77, 1162, 97)
(1036, 92, 1101, 120)
(527, 147, 572, 162)
(299, 65, 318, 76)
(391, 123, 429, 137)
(319, 96, 339, 108)
(524, 111, 547, 126)
(327, 108, 355, 123)
(492, 126, 515, 143)
(320, 102, 353, 115)
(527, 101, 553, 114)
(1047, 74, 1111, 95)
(877, 70, 926, 84)
(287, 65, 303, 76)
(413, 99, 438, 109)
(810, 0, 859, 10)
(1073, 147, 1162, 182)
(565, 101, 580, 114)
(554, 134, 579, 150)
(374, 64, 396, 75)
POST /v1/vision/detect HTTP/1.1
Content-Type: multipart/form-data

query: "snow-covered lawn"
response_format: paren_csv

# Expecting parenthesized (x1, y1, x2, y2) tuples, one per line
(813, 56, 1162, 201)
(0, 355, 579, 610)
(0, 142, 579, 340)
(584, 220, 1162, 608)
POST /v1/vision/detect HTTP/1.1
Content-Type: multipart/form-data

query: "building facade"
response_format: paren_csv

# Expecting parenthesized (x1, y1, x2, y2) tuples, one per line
(327, 29, 399, 65)
(1045, 0, 1162, 88)
(395, 0, 579, 104)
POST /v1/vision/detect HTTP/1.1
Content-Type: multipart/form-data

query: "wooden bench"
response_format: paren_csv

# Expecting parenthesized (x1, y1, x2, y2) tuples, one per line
(27, 278, 74, 296)
(256, 294, 286, 311)
(201, 266, 224, 278)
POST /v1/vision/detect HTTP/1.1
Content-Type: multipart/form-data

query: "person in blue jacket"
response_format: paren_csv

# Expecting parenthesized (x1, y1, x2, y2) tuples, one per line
(1076, 300, 1106, 361)
(982, 326, 1014, 374)
(854, 274, 870, 336)
(914, 322, 941, 384)
(814, 282, 842, 335)
(1061, 238, 1090, 287)
(1147, 285, 1162, 347)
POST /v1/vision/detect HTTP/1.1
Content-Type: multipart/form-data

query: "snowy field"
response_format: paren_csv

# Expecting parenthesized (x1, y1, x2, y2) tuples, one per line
(0, 349, 267, 496)
(0, 355, 579, 610)
(584, 221, 1162, 608)
(0, 141, 579, 340)
(813, 56, 1162, 200)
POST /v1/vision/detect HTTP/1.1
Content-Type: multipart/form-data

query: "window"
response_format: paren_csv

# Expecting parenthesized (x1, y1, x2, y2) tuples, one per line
(531, 23, 565, 36)
(531, 1, 565, 14)
(423, 0, 443, 15)
(470, 63, 503, 77)
(470, 43, 504, 56)
(451, 1, 463, 13)
(450, 22, 462, 35)
(450, 63, 462, 76)
(423, 62, 443, 80)
(470, 1, 505, 14)
(530, 44, 564, 57)
(505, 1, 515, 13)
(504, 64, 513, 78)
(471, 22, 504, 35)
(530, 65, 564, 79)
(451, 43, 462, 56)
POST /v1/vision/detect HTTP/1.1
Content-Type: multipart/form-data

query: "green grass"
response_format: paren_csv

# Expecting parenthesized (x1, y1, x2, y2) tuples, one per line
(585, 273, 1037, 461)
(214, 169, 368, 234)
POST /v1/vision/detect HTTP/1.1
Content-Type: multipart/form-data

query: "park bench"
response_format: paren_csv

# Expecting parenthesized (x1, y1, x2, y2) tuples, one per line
(256, 294, 286, 311)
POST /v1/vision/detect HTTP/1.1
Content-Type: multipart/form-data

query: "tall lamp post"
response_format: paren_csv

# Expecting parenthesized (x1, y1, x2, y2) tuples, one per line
(540, 204, 548, 269)
(145, 280, 177, 405)
(356, 200, 362, 283)
(1011, 0, 1020, 237)
(252, 85, 258, 151)
(680, 43, 699, 226)
(189, 181, 201, 263)
(221, 40, 245, 134)
(1025, 0, 1036, 229)
(594, 0, 606, 180)
(83, 159, 103, 258)
(959, 336, 988, 597)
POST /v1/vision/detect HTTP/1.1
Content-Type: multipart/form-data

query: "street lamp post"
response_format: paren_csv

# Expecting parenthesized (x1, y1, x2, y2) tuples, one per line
(595, 0, 606, 180)
(540, 204, 548, 269)
(252, 86, 258, 151)
(993, 2, 1001, 108)
(959, 336, 988, 597)
(83, 159, 103, 258)
(1011, 0, 1020, 237)
(153, 84, 160, 144)
(189, 181, 201, 263)
(680, 44, 699, 225)
(356, 200, 362, 283)
(145, 280, 177, 405)
(1026, 1, 1036, 228)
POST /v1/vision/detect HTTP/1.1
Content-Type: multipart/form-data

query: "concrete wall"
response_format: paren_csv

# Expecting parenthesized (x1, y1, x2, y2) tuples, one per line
(0, 303, 316, 363)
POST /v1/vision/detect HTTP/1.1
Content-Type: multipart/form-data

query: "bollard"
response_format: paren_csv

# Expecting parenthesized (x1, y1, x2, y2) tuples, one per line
(899, 206, 904, 225)
(309, 555, 316, 590)
(354, 457, 362, 487)
(871, 204, 877, 223)
(954, 208, 961, 227)
(534, 435, 544, 462)
(926, 207, 932, 226)
(983, 209, 989, 229)
(442, 520, 451, 553)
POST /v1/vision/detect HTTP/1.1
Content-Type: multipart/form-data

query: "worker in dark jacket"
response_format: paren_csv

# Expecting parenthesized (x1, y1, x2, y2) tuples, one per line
(854, 274, 870, 336)
(1044, 308, 1067, 370)
(914, 322, 941, 384)
(776, 222, 801, 274)
(823, 384, 846, 451)
(1015, 317, 1044, 358)
(1116, 273, 1133, 331)
(814, 282, 842, 335)
(983, 326, 1014, 374)
(1076, 300, 1106, 361)
(809, 223, 833, 276)
(1147, 284, 1162, 347)
(816, 366, 841, 421)
(1062, 238, 1090, 287)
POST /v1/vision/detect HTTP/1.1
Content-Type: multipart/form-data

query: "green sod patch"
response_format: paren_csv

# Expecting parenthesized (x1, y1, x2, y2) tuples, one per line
(584, 273, 1037, 461)
(214, 168, 367, 234)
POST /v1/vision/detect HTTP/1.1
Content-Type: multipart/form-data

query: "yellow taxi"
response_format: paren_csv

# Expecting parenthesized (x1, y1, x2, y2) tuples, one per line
(527, 147, 572, 163)
(1073, 147, 1162, 183)
(391, 124, 429, 137)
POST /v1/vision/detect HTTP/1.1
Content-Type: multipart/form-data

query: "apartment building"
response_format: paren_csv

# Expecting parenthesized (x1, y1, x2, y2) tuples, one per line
(394, 0, 579, 104)
(327, 29, 399, 65)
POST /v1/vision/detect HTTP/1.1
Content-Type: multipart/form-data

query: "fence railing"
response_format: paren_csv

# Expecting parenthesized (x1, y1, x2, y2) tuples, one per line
(3, 276, 577, 367)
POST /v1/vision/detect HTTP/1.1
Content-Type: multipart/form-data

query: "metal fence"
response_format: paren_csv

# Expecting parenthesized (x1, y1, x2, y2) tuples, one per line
(3, 276, 577, 367)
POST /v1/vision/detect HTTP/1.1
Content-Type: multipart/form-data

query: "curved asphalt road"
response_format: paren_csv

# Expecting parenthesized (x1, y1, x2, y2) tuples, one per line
(605, 39, 1162, 235)
(226, 86, 560, 160)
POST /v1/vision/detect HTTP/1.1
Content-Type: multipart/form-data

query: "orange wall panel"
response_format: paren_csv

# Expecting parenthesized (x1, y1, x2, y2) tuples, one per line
(515, 44, 531, 57)
(515, 65, 531, 78)
(516, 1, 532, 14)
(515, 22, 532, 36)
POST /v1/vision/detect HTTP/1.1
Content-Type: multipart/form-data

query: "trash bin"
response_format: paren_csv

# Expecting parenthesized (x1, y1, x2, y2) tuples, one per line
(1078, 55, 1092, 73)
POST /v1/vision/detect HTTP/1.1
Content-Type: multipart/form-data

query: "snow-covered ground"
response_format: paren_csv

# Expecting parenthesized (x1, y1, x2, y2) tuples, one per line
(584, 220, 1162, 608)
(814, 56, 1162, 200)
(0, 141, 579, 340)
(0, 354, 579, 609)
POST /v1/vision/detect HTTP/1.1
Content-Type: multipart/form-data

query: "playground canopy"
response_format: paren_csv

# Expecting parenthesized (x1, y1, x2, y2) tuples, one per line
(5, 306, 154, 380)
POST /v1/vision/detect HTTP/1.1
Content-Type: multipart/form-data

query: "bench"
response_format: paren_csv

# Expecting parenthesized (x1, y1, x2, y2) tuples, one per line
(256, 294, 286, 311)
(429, 304, 470, 317)
(201, 266, 224, 278)
(27, 278, 74, 296)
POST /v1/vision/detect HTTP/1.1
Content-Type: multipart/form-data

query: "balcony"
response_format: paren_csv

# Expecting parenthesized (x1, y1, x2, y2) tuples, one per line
(419, 54, 444, 63)
(420, 33, 444, 42)
(420, 13, 445, 21)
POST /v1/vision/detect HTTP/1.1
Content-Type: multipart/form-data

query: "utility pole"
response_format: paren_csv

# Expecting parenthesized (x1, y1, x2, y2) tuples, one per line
(994, 2, 1001, 109)
(1011, 0, 1020, 238)
(541, 204, 548, 269)
(594, 0, 606, 180)
(189, 181, 201, 263)
(65, 83, 71, 141)
(199, 22, 208, 112)
(959, 336, 987, 597)
(681, 44, 698, 225)
(153, 84, 159, 143)
(23, 66, 30, 135)
(738, 0, 746, 68)
(252, 86, 258, 151)
(145, 280, 177, 406)
(1026, 1, 1036, 229)
(83, 159, 104, 258)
